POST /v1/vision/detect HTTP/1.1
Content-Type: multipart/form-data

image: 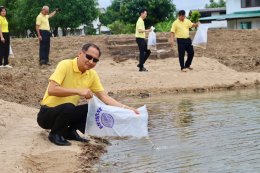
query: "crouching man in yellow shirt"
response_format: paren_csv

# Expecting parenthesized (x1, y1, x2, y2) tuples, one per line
(170, 10, 199, 72)
(37, 43, 139, 146)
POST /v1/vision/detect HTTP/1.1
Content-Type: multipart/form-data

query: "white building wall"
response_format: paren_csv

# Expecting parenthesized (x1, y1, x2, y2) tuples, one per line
(227, 20, 236, 29)
(227, 0, 260, 14)
(92, 17, 110, 34)
(254, 18, 260, 27)
(228, 18, 260, 29)
(210, 20, 228, 28)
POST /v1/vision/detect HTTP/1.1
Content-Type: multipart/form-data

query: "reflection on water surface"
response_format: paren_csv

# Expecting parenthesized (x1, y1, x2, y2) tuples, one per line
(94, 89, 260, 173)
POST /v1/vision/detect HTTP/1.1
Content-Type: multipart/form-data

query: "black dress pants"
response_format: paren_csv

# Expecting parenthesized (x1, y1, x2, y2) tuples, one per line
(37, 103, 88, 135)
(136, 38, 151, 68)
(0, 32, 10, 66)
(39, 30, 51, 64)
(177, 38, 194, 70)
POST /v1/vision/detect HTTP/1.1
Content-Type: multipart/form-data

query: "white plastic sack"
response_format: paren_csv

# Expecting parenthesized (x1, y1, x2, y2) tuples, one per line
(192, 24, 209, 49)
(85, 96, 149, 138)
(148, 26, 157, 50)
(9, 45, 14, 57)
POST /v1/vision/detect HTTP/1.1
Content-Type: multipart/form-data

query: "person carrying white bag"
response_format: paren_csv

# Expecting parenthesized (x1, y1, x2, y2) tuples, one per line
(192, 24, 209, 49)
(135, 9, 151, 72)
(85, 96, 149, 138)
(147, 26, 156, 51)
(170, 10, 199, 72)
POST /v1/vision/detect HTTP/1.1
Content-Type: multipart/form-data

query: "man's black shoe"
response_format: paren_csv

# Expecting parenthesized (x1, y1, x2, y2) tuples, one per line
(137, 64, 140, 68)
(65, 130, 89, 142)
(139, 67, 148, 72)
(45, 62, 51, 66)
(48, 133, 71, 146)
(39, 60, 45, 66)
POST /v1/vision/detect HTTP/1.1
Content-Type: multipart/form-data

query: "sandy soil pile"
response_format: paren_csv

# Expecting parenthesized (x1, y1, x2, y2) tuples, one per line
(0, 99, 80, 173)
(0, 30, 259, 172)
(0, 98, 109, 173)
(195, 29, 260, 72)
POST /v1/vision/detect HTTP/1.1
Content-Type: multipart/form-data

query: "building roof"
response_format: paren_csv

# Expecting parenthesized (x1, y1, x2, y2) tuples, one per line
(200, 10, 260, 21)
(191, 7, 226, 13)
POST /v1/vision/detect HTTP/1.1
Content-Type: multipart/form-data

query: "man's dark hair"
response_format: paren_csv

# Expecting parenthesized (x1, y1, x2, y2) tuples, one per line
(178, 10, 186, 16)
(0, 6, 6, 13)
(82, 43, 101, 57)
(139, 8, 147, 16)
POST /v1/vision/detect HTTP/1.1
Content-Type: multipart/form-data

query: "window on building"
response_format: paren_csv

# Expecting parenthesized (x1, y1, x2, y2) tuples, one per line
(246, 0, 251, 7)
(201, 12, 211, 17)
(240, 22, 252, 29)
(241, 0, 260, 7)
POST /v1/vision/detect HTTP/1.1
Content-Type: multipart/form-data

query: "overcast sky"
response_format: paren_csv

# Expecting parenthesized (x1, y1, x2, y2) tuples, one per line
(98, 0, 210, 12)
(172, 0, 210, 11)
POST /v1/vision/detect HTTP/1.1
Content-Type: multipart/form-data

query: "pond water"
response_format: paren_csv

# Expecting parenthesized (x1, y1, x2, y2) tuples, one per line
(94, 89, 260, 173)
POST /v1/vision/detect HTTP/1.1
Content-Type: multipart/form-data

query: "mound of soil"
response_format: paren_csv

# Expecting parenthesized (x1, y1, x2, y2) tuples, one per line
(0, 30, 259, 107)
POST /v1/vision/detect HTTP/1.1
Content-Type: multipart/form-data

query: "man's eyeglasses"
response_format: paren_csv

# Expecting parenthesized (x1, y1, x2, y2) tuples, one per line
(85, 54, 99, 63)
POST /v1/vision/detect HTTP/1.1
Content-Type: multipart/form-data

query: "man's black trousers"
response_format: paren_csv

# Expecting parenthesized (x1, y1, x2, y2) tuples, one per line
(37, 103, 88, 135)
(177, 38, 194, 70)
(39, 30, 51, 64)
(0, 32, 10, 65)
(136, 38, 151, 68)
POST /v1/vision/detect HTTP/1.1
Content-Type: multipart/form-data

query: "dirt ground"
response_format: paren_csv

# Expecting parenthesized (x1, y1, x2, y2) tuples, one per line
(0, 30, 260, 172)
(1, 30, 260, 107)
(195, 29, 260, 73)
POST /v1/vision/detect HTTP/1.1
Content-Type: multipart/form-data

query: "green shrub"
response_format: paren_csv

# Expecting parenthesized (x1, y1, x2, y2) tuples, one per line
(155, 20, 173, 32)
(85, 24, 97, 35)
(108, 20, 135, 34)
(189, 10, 201, 23)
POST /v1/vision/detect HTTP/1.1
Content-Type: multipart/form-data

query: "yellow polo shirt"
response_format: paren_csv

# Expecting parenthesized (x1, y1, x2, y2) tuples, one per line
(135, 17, 145, 38)
(171, 19, 193, 38)
(41, 58, 104, 107)
(36, 13, 50, 31)
(0, 16, 9, 32)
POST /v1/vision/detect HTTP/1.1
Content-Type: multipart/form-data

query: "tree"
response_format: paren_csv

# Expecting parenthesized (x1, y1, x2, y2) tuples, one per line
(99, 0, 121, 27)
(13, 0, 43, 36)
(47, 0, 99, 36)
(0, 0, 14, 8)
(1, 0, 99, 36)
(218, 0, 226, 7)
(0, 0, 23, 36)
(100, 0, 176, 28)
(205, 0, 226, 8)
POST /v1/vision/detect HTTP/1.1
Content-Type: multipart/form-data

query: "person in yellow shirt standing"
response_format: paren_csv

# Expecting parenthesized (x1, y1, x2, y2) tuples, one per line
(170, 10, 198, 72)
(37, 43, 139, 146)
(135, 9, 151, 72)
(36, 6, 58, 66)
(0, 6, 12, 68)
